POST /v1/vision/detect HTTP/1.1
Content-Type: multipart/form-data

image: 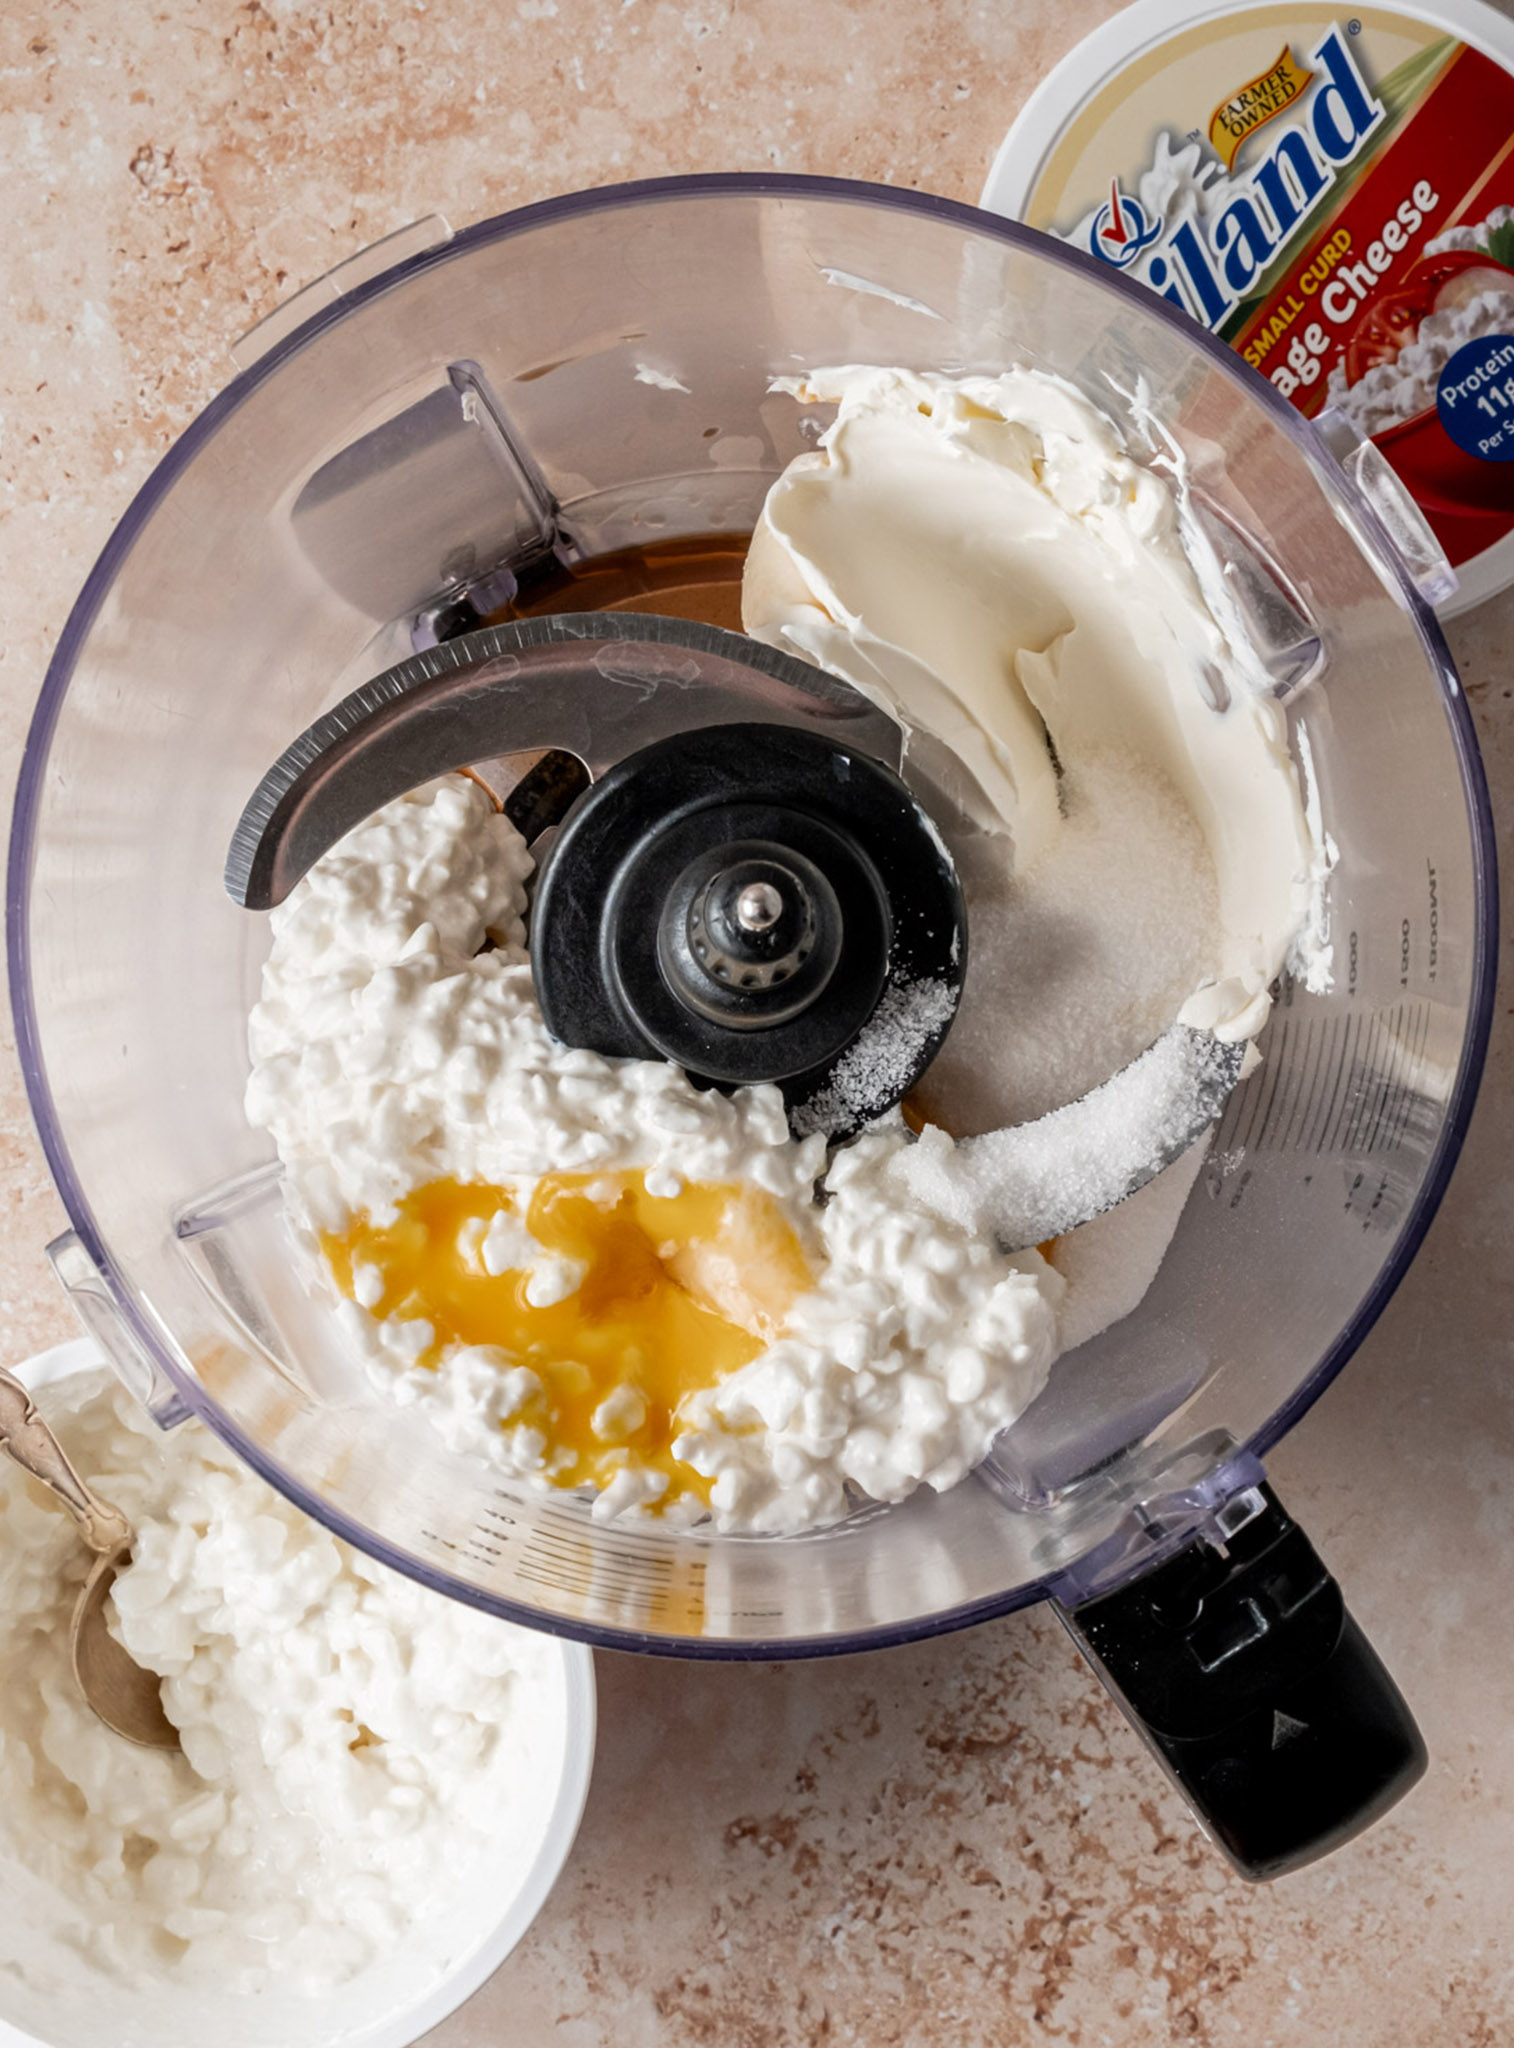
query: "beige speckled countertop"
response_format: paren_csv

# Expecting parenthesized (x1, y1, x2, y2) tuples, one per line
(3, 4, 1513, 2044)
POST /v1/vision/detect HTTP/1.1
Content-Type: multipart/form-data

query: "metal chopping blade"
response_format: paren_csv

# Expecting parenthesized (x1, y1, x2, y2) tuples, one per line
(227, 611, 1244, 1225)
(226, 613, 902, 910)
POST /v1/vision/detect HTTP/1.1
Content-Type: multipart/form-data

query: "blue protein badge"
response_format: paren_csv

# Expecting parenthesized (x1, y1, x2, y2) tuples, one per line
(1436, 333, 1514, 462)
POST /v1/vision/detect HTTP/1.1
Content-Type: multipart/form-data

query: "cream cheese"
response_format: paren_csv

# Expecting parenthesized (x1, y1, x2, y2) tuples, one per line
(742, 364, 1327, 1048)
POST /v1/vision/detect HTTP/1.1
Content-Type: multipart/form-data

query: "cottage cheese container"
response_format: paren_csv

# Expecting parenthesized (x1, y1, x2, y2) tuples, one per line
(0, 1340, 595, 2048)
(982, 0, 1514, 612)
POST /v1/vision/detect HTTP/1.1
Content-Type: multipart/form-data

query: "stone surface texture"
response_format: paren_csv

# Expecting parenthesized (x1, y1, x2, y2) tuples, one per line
(2, 3, 1511, 2045)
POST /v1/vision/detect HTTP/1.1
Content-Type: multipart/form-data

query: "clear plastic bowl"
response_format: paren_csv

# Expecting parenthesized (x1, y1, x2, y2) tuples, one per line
(8, 177, 1495, 1664)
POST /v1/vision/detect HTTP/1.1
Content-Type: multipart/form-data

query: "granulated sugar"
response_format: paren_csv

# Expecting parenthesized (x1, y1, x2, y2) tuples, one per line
(1051, 1141, 1209, 1354)
(910, 745, 1223, 1136)
(889, 1025, 1242, 1249)
(792, 976, 958, 1137)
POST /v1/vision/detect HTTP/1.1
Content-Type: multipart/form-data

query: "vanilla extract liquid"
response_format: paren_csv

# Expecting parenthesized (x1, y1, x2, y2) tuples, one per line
(483, 532, 752, 635)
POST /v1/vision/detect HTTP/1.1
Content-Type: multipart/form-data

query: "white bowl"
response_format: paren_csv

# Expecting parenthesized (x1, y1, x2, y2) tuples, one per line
(0, 1340, 596, 2048)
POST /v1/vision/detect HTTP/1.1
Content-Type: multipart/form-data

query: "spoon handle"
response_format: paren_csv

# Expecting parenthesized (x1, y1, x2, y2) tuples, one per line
(0, 1368, 133, 1555)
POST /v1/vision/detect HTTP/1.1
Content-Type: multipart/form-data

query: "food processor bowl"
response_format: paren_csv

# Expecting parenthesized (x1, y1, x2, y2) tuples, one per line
(10, 178, 1496, 1877)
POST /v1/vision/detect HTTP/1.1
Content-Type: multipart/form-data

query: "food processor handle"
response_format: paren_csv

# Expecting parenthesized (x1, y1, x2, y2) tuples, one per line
(1058, 1484, 1426, 1881)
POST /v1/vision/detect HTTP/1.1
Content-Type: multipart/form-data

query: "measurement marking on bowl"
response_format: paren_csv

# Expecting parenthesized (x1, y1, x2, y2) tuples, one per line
(1218, 1000, 1435, 1157)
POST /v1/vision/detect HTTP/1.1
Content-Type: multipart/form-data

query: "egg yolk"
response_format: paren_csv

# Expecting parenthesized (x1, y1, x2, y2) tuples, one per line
(321, 1173, 811, 1509)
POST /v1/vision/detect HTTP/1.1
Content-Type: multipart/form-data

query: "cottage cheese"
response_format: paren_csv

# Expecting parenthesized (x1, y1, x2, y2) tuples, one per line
(0, 1371, 562, 2002)
(1325, 207, 1514, 435)
(248, 778, 1062, 1536)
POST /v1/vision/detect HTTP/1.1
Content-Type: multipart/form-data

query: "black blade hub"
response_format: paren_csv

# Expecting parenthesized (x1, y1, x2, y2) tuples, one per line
(659, 836, 841, 1029)
(530, 721, 966, 1138)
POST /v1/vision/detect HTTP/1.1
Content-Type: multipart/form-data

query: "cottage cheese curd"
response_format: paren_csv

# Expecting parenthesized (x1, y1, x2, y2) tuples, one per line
(1325, 208, 1514, 435)
(0, 1371, 563, 2007)
(247, 778, 1062, 1536)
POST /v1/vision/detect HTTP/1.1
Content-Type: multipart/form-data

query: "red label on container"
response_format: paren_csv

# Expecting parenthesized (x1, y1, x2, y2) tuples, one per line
(1226, 44, 1514, 557)
(1026, 16, 1514, 572)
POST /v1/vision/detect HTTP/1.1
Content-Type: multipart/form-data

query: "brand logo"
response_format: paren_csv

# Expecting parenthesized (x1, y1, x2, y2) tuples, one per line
(1207, 45, 1316, 173)
(1076, 25, 1386, 337)
(1089, 178, 1164, 267)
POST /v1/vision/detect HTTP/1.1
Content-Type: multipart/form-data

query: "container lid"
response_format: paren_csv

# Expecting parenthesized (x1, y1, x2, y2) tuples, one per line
(982, 0, 1514, 614)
